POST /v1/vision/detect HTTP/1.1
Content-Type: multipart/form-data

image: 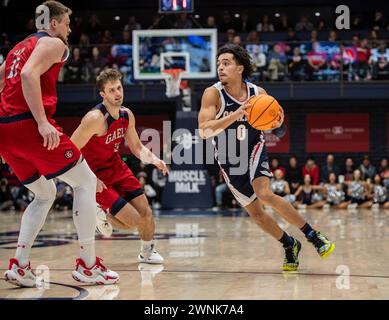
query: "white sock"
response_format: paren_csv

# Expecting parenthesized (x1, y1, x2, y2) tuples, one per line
(58, 161, 97, 268)
(15, 177, 56, 267)
(141, 240, 153, 251)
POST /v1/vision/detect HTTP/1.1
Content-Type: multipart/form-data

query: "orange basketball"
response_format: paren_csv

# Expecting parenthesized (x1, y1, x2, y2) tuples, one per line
(246, 95, 282, 131)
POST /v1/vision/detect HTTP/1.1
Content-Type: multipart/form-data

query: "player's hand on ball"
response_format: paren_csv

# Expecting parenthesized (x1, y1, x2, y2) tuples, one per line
(271, 106, 284, 129)
(155, 160, 169, 176)
(96, 178, 107, 193)
(234, 100, 251, 119)
(38, 121, 63, 150)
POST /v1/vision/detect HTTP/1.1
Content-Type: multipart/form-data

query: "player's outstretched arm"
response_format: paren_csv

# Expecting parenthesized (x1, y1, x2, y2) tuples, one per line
(70, 110, 105, 150)
(0, 61, 5, 92)
(21, 37, 67, 150)
(124, 108, 169, 176)
(198, 87, 249, 139)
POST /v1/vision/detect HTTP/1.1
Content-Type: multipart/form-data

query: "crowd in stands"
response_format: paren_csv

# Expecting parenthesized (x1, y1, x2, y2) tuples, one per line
(212, 154, 389, 211)
(1, 10, 388, 83)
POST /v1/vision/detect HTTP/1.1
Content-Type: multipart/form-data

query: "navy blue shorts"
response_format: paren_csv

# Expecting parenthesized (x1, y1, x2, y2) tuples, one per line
(217, 141, 272, 207)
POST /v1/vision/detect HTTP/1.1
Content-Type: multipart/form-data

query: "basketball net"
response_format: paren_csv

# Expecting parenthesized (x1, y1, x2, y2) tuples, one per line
(163, 68, 183, 98)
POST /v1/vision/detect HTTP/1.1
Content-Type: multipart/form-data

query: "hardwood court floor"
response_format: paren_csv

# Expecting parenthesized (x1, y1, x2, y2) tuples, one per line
(0, 208, 388, 300)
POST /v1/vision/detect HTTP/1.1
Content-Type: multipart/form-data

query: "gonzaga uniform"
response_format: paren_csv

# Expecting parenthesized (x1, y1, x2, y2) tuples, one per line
(0, 32, 81, 184)
(212, 81, 272, 207)
(81, 103, 143, 215)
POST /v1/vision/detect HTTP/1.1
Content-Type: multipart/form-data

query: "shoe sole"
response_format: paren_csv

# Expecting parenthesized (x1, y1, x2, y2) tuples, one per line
(138, 257, 164, 265)
(282, 240, 301, 272)
(72, 271, 119, 285)
(4, 271, 36, 288)
(320, 242, 335, 259)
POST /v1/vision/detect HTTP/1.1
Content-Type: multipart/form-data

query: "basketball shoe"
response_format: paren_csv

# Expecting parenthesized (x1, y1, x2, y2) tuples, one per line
(282, 238, 301, 271)
(96, 206, 113, 237)
(306, 230, 335, 258)
(4, 258, 37, 287)
(72, 257, 119, 285)
(138, 243, 164, 264)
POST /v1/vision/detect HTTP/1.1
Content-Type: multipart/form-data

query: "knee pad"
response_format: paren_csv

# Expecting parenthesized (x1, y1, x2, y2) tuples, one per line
(26, 176, 56, 203)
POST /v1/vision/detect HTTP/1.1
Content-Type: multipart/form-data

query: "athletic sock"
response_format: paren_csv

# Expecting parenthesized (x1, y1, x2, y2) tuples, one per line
(79, 242, 96, 268)
(278, 232, 294, 248)
(15, 242, 32, 267)
(300, 223, 315, 237)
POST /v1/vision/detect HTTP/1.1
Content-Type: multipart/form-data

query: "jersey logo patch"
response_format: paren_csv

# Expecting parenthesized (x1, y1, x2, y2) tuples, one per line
(64, 149, 74, 159)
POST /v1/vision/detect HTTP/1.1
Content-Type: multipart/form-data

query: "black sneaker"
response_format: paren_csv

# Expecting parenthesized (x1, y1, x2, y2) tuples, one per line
(306, 230, 335, 258)
(282, 238, 302, 271)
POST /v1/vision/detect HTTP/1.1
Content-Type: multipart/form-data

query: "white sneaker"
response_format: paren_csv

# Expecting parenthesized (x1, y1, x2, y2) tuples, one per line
(372, 203, 380, 210)
(323, 204, 330, 211)
(96, 206, 113, 237)
(138, 243, 164, 264)
(298, 204, 307, 210)
(4, 258, 37, 288)
(347, 203, 358, 210)
(72, 257, 119, 285)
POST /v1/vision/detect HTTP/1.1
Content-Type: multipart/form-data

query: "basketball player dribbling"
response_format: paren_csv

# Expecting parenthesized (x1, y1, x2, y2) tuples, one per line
(0, 1, 118, 286)
(198, 44, 335, 271)
(71, 69, 168, 264)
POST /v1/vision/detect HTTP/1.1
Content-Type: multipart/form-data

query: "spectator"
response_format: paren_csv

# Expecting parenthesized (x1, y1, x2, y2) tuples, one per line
(285, 28, 300, 50)
(288, 47, 305, 81)
(371, 42, 389, 80)
(321, 154, 341, 183)
(139, 176, 157, 205)
(378, 158, 389, 189)
(232, 35, 241, 46)
(328, 30, 338, 42)
(302, 157, 320, 185)
(213, 170, 229, 210)
(152, 167, 167, 209)
(124, 15, 141, 31)
(78, 33, 91, 60)
(236, 11, 254, 33)
(219, 11, 235, 32)
(285, 156, 302, 194)
(174, 13, 193, 29)
(100, 30, 115, 56)
(0, 178, 14, 211)
(359, 155, 376, 181)
(341, 157, 355, 182)
(65, 47, 84, 83)
(267, 43, 287, 81)
(87, 46, 106, 83)
(310, 29, 319, 42)
(54, 180, 73, 211)
(369, 30, 380, 48)
(206, 16, 217, 28)
(355, 38, 372, 80)
(295, 15, 314, 32)
(246, 30, 259, 43)
(226, 29, 236, 44)
(270, 158, 286, 176)
(306, 41, 328, 81)
(317, 19, 327, 31)
(14, 187, 34, 212)
(250, 44, 267, 81)
(86, 13, 102, 43)
(118, 26, 131, 44)
(256, 15, 274, 32)
(274, 14, 291, 32)
(371, 11, 386, 30)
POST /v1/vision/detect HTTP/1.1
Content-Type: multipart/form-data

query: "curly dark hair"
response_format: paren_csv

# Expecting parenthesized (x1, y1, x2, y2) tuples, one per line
(217, 44, 254, 80)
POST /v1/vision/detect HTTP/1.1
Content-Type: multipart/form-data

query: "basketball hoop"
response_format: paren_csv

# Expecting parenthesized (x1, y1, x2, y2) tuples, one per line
(163, 68, 183, 98)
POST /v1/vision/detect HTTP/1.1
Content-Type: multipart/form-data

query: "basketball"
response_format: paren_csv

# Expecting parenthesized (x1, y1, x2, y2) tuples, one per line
(246, 95, 282, 131)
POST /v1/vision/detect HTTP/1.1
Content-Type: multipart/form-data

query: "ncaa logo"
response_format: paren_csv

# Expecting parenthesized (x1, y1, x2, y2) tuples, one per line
(332, 126, 344, 135)
(64, 149, 74, 159)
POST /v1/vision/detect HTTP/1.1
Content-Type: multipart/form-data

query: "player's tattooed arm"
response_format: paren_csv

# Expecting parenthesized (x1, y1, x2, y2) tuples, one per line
(124, 108, 169, 175)
(198, 86, 249, 139)
(0, 61, 5, 92)
(71, 110, 105, 150)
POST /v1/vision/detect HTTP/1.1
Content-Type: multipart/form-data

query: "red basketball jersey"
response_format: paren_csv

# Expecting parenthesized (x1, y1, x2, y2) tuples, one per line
(81, 104, 129, 171)
(0, 32, 68, 118)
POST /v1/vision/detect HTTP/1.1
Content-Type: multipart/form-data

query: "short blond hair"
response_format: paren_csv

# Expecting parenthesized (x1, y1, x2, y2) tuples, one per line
(36, 1, 72, 23)
(96, 69, 123, 91)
